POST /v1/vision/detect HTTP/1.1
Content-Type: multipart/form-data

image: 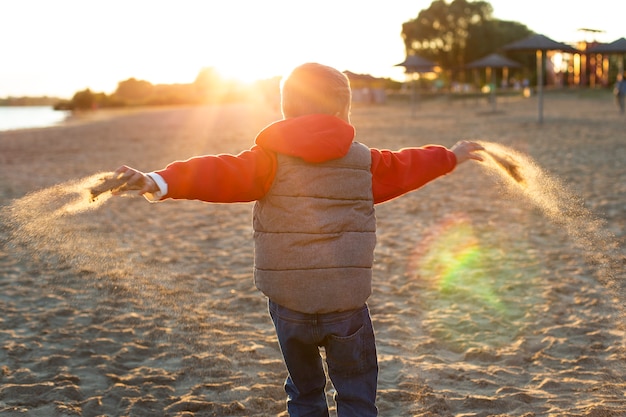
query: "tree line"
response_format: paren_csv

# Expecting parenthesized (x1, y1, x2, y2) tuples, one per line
(54, 68, 405, 111)
(0, 96, 60, 106)
(56, 0, 544, 111)
(53, 68, 277, 111)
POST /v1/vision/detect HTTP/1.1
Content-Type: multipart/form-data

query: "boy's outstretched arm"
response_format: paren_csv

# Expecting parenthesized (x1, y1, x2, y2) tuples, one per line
(112, 145, 277, 203)
(451, 140, 484, 163)
(370, 140, 484, 204)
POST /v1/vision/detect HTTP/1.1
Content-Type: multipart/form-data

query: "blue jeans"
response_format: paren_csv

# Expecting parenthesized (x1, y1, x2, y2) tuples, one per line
(269, 301, 378, 417)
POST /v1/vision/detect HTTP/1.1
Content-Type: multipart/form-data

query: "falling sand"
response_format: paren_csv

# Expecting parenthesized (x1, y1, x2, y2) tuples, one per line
(3, 146, 623, 313)
(89, 172, 134, 202)
(3, 144, 622, 325)
(1, 172, 169, 302)
(478, 141, 624, 320)
(2, 173, 126, 274)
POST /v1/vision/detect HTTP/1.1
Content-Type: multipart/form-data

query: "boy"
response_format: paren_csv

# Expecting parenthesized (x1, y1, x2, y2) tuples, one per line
(114, 63, 484, 416)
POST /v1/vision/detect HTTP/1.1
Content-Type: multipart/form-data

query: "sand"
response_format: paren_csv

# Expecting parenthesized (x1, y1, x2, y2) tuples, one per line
(0, 92, 624, 416)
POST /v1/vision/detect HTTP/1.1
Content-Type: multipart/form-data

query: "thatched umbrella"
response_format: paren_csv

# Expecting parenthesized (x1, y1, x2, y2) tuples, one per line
(503, 34, 579, 123)
(466, 53, 521, 112)
(587, 37, 626, 75)
(395, 55, 438, 116)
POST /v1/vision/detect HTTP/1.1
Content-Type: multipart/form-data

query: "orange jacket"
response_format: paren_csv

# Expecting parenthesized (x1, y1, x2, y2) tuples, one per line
(156, 114, 457, 204)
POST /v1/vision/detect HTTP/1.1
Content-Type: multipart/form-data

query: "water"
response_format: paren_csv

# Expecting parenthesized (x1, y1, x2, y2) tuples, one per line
(0, 106, 70, 131)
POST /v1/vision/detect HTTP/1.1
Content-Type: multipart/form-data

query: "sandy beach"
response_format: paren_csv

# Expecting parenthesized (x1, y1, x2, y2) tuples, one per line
(1, 91, 625, 416)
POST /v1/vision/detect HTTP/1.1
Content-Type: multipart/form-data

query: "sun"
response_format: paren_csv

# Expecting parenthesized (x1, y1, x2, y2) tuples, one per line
(213, 63, 284, 85)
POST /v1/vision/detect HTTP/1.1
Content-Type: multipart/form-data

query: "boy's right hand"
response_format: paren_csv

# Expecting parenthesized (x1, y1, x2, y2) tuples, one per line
(451, 141, 484, 164)
(114, 165, 159, 196)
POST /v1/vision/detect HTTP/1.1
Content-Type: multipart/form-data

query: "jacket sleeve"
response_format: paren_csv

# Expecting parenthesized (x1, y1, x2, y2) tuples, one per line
(155, 145, 277, 203)
(370, 146, 457, 204)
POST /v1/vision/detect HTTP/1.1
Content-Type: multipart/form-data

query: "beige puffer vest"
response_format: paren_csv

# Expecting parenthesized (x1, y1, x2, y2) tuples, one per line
(253, 142, 376, 313)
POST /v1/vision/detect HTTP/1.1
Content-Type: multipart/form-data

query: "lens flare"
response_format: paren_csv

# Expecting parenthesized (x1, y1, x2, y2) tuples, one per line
(411, 216, 502, 311)
(407, 213, 548, 350)
(407, 141, 624, 349)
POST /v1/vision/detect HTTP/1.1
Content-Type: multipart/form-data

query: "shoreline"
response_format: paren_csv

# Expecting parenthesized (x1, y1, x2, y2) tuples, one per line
(0, 104, 216, 133)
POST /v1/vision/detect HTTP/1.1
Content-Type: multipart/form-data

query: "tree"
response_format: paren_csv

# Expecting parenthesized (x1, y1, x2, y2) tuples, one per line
(402, 1, 493, 70)
(71, 89, 95, 110)
(467, 20, 532, 62)
(402, 0, 532, 79)
(114, 78, 154, 102)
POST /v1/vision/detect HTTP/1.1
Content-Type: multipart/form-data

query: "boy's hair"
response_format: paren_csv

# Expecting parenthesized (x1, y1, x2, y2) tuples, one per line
(280, 63, 352, 118)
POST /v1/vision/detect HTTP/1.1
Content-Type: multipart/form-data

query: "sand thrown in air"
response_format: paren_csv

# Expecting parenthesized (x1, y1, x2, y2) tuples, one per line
(1, 172, 207, 322)
(2, 172, 127, 266)
(1, 172, 249, 371)
(3, 150, 622, 310)
(89, 171, 132, 201)
(478, 141, 624, 317)
(1, 143, 623, 327)
(0, 171, 146, 280)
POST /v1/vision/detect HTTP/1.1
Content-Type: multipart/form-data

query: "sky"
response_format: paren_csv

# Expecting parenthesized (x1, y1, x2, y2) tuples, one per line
(1, 0, 623, 99)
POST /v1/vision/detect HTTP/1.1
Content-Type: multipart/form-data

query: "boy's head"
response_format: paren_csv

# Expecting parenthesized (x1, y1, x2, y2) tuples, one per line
(280, 63, 352, 122)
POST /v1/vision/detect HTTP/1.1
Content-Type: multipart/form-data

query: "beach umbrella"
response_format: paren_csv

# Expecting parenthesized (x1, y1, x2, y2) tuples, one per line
(502, 34, 580, 123)
(466, 53, 521, 112)
(395, 55, 438, 116)
(395, 54, 438, 73)
(587, 37, 626, 74)
(587, 37, 626, 54)
(466, 53, 522, 69)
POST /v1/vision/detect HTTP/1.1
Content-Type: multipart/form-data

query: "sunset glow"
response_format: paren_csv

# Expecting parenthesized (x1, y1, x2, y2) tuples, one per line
(2, 0, 624, 98)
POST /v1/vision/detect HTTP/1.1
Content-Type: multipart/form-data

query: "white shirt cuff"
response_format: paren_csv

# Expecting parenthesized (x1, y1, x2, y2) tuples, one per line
(144, 172, 168, 202)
